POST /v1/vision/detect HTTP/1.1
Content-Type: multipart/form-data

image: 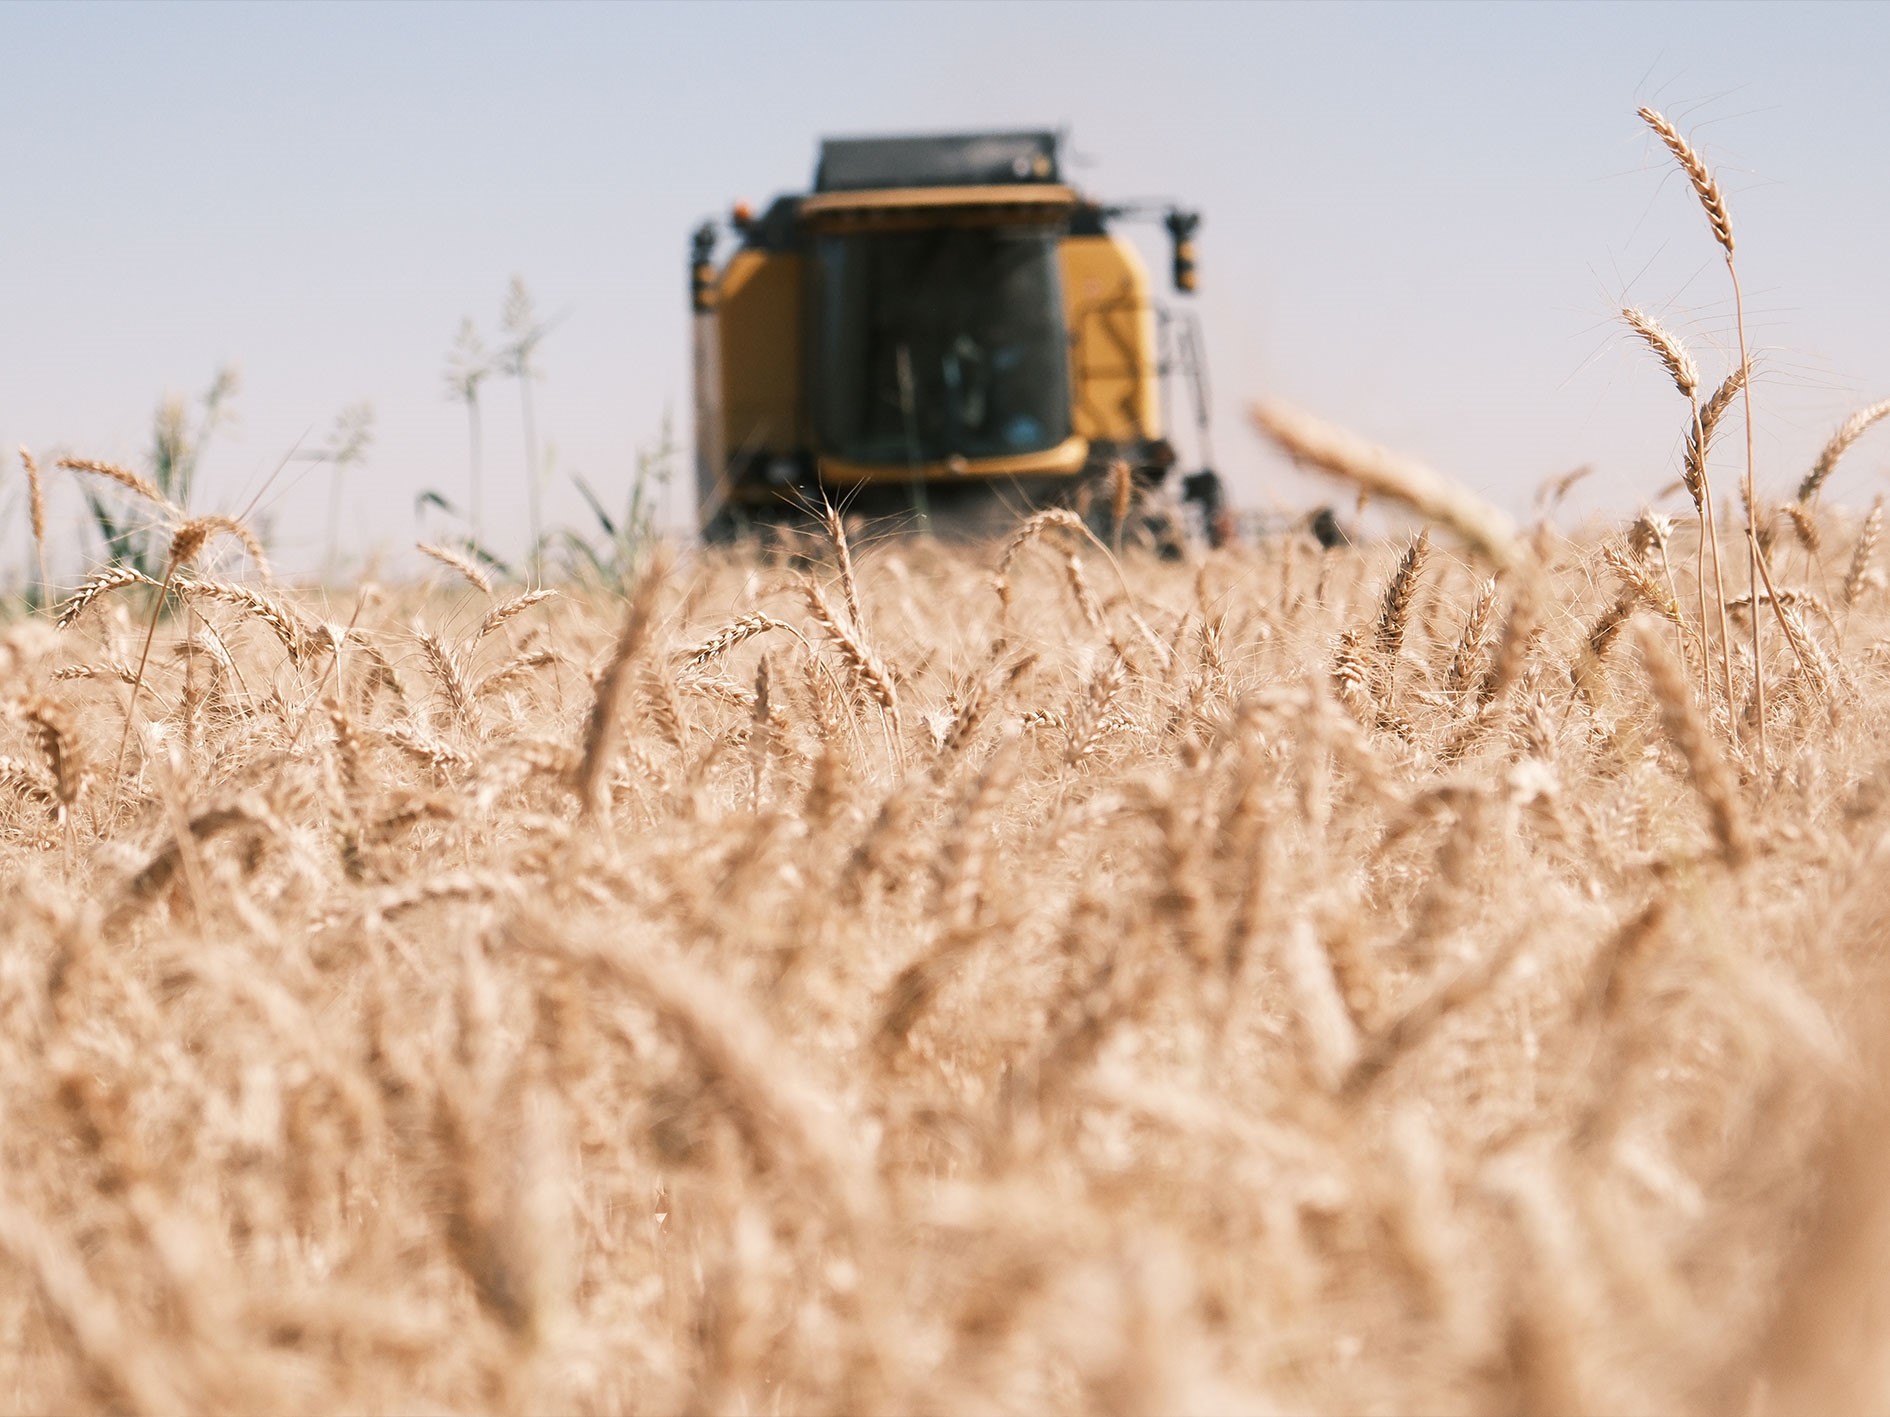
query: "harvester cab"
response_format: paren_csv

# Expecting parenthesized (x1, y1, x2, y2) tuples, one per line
(690, 130, 1225, 547)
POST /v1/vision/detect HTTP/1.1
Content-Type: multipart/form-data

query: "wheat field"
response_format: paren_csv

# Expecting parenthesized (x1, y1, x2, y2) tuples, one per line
(4, 108, 1890, 1416)
(0, 476, 1887, 1415)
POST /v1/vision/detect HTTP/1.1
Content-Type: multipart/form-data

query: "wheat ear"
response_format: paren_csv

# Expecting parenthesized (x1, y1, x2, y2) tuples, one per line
(1797, 400, 1890, 506)
(574, 557, 665, 821)
(1373, 530, 1430, 663)
(820, 499, 865, 630)
(476, 589, 556, 641)
(1843, 498, 1883, 608)
(419, 541, 493, 594)
(680, 613, 793, 672)
(802, 577, 900, 731)
(1633, 620, 1749, 865)
(417, 630, 478, 731)
(1443, 577, 1497, 697)
(55, 565, 160, 629)
(1637, 107, 1735, 256)
(19, 447, 47, 607)
(1621, 307, 1699, 399)
(177, 513, 270, 579)
(55, 456, 174, 512)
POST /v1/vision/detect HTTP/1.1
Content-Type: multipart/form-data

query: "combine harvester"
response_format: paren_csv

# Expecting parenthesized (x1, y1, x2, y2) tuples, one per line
(689, 130, 1225, 548)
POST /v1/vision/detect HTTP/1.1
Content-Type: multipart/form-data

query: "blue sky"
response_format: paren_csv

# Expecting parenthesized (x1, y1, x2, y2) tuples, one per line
(5, 0, 1888, 577)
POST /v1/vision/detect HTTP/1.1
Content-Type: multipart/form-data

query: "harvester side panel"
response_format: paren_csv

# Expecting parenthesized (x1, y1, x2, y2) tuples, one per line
(1061, 235, 1161, 446)
(716, 249, 803, 465)
(692, 306, 724, 517)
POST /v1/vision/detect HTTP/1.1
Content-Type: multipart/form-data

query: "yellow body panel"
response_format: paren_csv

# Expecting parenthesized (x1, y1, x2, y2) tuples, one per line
(716, 249, 802, 458)
(818, 435, 1089, 488)
(1061, 235, 1161, 445)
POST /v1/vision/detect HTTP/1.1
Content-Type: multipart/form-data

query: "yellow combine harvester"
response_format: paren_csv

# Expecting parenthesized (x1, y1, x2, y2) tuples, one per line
(690, 130, 1224, 546)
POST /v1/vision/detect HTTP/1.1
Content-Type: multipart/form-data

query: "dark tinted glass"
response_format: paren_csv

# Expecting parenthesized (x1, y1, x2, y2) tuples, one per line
(813, 228, 1071, 464)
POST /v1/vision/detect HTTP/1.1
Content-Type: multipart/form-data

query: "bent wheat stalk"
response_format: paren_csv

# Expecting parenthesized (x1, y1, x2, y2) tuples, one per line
(1249, 400, 1521, 572)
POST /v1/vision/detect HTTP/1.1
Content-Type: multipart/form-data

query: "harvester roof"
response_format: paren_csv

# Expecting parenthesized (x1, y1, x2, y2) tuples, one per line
(814, 131, 1060, 193)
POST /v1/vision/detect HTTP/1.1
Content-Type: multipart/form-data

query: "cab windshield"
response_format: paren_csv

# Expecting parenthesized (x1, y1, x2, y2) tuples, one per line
(812, 226, 1071, 464)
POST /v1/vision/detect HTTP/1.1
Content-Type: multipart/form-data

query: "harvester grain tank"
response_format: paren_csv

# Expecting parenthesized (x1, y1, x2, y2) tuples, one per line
(690, 131, 1224, 544)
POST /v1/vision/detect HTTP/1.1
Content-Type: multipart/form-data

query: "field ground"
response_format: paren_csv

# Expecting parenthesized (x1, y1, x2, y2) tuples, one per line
(0, 501, 1887, 1415)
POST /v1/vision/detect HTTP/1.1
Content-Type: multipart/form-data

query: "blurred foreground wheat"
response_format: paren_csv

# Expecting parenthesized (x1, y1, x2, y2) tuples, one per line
(0, 483, 1888, 1414)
